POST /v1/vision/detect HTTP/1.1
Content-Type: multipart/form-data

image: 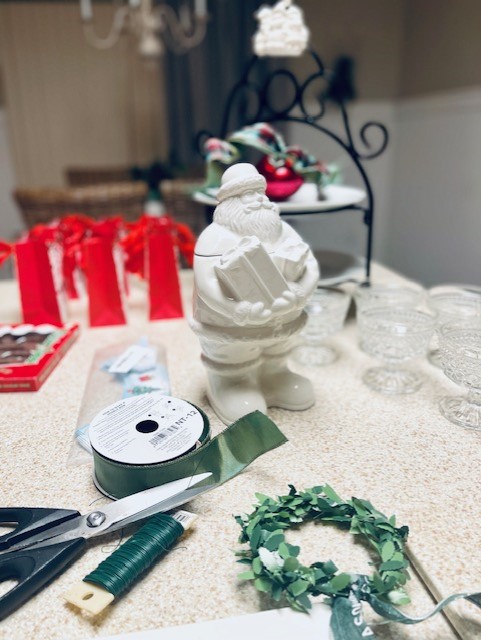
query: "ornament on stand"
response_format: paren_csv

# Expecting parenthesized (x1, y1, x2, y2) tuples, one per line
(200, 122, 335, 204)
(257, 155, 303, 201)
(253, 0, 309, 58)
(190, 163, 320, 425)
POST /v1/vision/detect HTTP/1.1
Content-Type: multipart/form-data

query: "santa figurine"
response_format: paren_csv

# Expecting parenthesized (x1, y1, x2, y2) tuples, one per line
(190, 163, 319, 424)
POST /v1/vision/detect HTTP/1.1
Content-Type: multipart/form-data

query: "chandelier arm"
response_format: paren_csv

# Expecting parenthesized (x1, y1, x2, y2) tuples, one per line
(156, 4, 207, 54)
(81, 2, 130, 50)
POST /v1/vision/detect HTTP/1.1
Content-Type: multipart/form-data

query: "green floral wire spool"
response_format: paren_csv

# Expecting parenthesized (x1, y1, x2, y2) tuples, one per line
(84, 513, 184, 597)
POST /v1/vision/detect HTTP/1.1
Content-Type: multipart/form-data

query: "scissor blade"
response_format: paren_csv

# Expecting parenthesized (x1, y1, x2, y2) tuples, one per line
(8, 472, 212, 552)
(115, 482, 217, 530)
(96, 473, 213, 533)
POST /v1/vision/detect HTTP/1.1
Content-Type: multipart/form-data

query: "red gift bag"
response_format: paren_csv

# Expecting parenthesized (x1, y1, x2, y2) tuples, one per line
(146, 218, 183, 320)
(15, 238, 65, 325)
(82, 236, 127, 327)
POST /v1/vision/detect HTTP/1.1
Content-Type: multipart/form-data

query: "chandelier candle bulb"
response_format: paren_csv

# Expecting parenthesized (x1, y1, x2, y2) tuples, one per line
(64, 510, 196, 615)
(195, 0, 207, 18)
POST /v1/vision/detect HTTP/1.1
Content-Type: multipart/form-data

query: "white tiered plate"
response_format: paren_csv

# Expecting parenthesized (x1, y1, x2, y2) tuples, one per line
(193, 184, 366, 213)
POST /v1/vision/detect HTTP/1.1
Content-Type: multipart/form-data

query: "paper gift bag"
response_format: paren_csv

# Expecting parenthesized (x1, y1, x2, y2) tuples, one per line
(146, 219, 183, 320)
(83, 237, 127, 327)
(15, 238, 65, 326)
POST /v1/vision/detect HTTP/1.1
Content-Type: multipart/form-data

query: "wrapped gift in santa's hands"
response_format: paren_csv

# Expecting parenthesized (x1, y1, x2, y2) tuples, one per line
(272, 237, 310, 282)
(214, 236, 297, 324)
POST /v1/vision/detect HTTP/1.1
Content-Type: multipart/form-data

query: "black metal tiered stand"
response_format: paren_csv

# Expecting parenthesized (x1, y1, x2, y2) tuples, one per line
(195, 49, 389, 283)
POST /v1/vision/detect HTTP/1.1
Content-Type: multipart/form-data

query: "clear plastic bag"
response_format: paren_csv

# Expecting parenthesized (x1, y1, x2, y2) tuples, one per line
(68, 338, 170, 467)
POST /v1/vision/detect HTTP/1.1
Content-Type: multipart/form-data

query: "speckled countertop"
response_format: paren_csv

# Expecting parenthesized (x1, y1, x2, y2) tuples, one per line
(0, 267, 479, 640)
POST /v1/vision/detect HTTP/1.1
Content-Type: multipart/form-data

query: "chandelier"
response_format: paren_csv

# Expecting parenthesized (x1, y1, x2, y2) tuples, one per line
(79, 0, 208, 58)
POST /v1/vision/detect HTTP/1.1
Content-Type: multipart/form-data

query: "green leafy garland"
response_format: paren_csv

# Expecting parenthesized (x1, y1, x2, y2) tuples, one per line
(235, 484, 410, 612)
(234, 485, 481, 640)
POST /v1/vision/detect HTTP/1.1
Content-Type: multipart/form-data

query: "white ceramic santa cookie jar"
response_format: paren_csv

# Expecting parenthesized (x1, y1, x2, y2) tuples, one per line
(190, 163, 319, 425)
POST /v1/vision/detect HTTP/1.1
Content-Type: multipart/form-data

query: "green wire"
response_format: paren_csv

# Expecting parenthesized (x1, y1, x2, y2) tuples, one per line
(83, 513, 184, 597)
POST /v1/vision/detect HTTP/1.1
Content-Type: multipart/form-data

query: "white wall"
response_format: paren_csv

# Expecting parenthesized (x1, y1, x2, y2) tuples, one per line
(287, 100, 397, 268)
(0, 109, 20, 237)
(385, 88, 481, 286)
(288, 90, 481, 288)
(0, 108, 18, 278)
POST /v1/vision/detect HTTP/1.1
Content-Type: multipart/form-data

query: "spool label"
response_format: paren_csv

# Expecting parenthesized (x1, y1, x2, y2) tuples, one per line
(89, 393, 206, 465)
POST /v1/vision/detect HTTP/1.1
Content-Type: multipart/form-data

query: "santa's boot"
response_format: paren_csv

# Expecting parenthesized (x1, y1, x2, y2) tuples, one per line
(202, 356, 267, 425)
(260, 352, 315, 411)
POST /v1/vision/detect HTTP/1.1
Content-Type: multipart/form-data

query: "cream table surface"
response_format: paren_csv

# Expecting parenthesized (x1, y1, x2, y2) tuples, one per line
(0, 266, 479, 640)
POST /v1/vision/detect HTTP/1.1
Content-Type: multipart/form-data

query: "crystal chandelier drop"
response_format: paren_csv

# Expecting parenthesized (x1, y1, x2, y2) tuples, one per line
(79, 0, 208, 58)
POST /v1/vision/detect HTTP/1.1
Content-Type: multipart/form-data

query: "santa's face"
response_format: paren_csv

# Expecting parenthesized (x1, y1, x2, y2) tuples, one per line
(214, 188, 282, 242)
(240, 188, 275, 212)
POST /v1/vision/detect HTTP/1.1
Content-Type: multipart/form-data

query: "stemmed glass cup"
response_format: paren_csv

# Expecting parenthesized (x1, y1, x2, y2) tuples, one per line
(357, 307, 435, 394)
(354, 281, 425, 314)
(438, 319, 481, 431)
(293, 287, 350, 366)
(427, 285, 481, 367)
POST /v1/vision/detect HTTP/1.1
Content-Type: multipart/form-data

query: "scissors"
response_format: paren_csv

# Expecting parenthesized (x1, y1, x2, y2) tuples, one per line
(0, 472, 214, 621)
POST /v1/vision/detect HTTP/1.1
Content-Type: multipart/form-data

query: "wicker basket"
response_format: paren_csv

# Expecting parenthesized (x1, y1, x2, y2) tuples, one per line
(160, 178, 207, 236)
(65, 166, 132, 187)
(14, 182, 148, 228)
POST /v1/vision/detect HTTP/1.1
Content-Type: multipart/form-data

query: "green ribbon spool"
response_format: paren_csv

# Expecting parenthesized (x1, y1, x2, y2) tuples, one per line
(92, 409, 287, 499)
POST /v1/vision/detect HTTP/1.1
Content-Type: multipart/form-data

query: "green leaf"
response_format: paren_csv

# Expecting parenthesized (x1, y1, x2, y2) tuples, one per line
(255, 493, 271, 504)
(252, 556, 263, 575)
(271, 582, 283, 601)
(372, 573, 387, 593)
(249, 525, 262, 550)
(254, 577, 272, 592)
(288, 579, 309, 596)
(381, 540, 395, 562)
(284, 557, 299, 572)
(380, 560, 406, 571)
(264, 534, 284, 551)
(322, 560, 337, 575)
(285, 543, 300, 557)
(238, 571, 255, 581)
(296, 592, 312, 611)
(331, 573, 352, 592)
(322, 484, 343, 503)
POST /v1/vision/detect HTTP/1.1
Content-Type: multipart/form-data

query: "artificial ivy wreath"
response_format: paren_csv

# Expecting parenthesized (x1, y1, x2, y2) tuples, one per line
(234, 484, 411, 639)
(235, 485, 481, 639)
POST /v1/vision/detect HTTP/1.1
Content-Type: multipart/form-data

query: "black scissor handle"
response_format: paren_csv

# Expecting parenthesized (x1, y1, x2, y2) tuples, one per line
(0, 537, 87, 621)
(0, 508, 80, 552)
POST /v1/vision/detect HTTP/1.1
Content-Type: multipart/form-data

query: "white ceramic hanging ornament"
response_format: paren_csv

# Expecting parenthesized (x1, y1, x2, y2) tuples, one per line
(253, 0, 310, 58)
(190, 163, 320, 425)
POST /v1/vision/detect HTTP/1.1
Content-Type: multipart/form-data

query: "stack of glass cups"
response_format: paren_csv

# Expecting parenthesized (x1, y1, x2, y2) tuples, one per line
(293, 287, 350, 366)
(427, 285, 481, 367)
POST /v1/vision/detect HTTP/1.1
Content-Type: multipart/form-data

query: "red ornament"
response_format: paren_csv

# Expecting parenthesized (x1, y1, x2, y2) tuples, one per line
(257, 155, 304, 201)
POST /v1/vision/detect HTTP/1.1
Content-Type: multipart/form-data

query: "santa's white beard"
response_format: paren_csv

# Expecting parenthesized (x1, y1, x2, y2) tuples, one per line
(214, 199, 283, 242)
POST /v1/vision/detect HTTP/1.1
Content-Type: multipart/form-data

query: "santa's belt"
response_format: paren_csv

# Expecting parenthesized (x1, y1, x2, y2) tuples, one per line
(189, 311, 307, 341)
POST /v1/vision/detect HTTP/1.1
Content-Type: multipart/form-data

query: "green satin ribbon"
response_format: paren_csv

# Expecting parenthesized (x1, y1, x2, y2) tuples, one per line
(329, 577, 481, 639)
(93, 410, 287, 499)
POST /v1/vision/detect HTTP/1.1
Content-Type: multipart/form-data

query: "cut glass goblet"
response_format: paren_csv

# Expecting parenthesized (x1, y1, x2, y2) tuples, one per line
(293, 287, 350, 366)
(439, 320, 481, 431)
(358, 307, 435, 394)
